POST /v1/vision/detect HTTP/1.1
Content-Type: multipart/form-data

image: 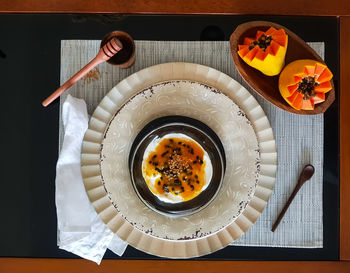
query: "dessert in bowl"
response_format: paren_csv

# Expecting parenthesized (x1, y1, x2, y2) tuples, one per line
(142, 133, 213, 203)
(129, 116, 225, 217)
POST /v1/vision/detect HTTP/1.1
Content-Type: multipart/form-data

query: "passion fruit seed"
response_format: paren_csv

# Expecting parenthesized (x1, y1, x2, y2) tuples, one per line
(145, 137, 207, 201)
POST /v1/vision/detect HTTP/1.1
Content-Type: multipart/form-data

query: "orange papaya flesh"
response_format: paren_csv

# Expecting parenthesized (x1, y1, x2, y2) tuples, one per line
(273, 29, 286, 36)
(279, 59, 333, 110)
(244, 37, 255, 45)
(265, 27, 277, 35)
(255, 49, 268, 61)
(314, 63, 326, 77)
(238, 46, 250, 58)
(287, 83, 299, 96)
(271, 34, 287, 47)
(245, 46, 259, 61)
(288, 92, 304, 110)
(313, 92, 325, 104)
(314, 81, 332, 93)
(256, 30, 265, 39)
(304, 66, 315, 76)
(287, 90, 299, 105)
(317, 68, 333, 83)
(294, 75, 303, 83)
(265, 40, 280, 56)
(302, 98, 315, 110)
(238, 44, 247, 50)
(237, 27, 288, 76)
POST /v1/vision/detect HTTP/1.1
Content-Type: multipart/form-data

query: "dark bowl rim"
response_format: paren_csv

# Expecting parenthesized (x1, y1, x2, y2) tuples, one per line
(128, 115, 226, 218)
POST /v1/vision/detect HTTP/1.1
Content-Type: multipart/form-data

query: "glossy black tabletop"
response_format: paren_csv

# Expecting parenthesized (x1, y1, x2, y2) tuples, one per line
(0, 14, 339, 260)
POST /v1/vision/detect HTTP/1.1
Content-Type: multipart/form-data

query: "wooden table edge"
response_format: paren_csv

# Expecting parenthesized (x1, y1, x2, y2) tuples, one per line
(0, 259, 350, 273)
(0, 0, 350, 15)
(340, 16, 350, 261)
(0, 10, 349, 272)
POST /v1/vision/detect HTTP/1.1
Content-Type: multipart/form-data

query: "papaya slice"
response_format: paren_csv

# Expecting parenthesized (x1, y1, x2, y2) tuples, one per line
(304, 66, 315, 76)
(238, 44, 247, 50)
(287, 90, 299, 105)
(287, 91, 303, 110)
(302, 98, 315, 110)
(287, 83, 299, 96)
(237, 45, 250, 57)
(255, 49, 268, 61)
(237, 27, 288, 76)
(279, 59, 333, 110)
(314, 81, 332, 93)
(244, 46, 259, 61)
(294, 75, 303, 83)
(243, 37, 255, 45)
(266, 40, 280, 56)
(314, 63, 326, 77)
(317, 68, 333, 83)
(273, 29, 286, 37)
(292, 92, 304, 110)
(271, 34, 287, 47)
(313, 92, 325, 104)
(265, 27, 277, 35)
(256, 30, 265, 39)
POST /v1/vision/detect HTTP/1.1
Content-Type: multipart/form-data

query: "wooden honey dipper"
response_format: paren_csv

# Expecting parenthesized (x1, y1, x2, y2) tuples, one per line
(42, 38, 122, 107)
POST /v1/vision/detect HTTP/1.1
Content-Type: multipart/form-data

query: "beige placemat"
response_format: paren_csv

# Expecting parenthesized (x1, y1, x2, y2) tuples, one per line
(59, 40, 324, 248)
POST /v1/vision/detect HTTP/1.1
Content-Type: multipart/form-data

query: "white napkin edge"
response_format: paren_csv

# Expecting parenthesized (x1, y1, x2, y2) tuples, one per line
(56, 94, 128, 264)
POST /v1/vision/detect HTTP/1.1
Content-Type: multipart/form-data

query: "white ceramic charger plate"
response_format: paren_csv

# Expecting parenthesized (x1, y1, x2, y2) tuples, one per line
(101, 80, 259, 237)
(81, 62, 277, 258)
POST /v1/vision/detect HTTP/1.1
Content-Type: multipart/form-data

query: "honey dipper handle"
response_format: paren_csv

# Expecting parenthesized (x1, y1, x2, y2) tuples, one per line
(42, 56, 104, 107)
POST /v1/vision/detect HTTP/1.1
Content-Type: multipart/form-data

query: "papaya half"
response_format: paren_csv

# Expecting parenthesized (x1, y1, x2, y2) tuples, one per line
(237, 27, 288, 76)
(279, 59, 333, 110)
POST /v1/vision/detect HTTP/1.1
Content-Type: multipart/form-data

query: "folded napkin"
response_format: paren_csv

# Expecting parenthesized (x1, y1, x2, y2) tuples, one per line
(55, 94, 128, 264)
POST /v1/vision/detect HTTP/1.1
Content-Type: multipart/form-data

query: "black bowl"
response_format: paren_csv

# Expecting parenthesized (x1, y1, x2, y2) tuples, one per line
(129, 116, 226, 217)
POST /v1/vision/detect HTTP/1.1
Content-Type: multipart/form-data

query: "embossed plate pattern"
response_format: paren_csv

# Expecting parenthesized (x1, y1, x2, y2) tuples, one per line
(81, 63, 277, 258)
(102, 81, 259, 238)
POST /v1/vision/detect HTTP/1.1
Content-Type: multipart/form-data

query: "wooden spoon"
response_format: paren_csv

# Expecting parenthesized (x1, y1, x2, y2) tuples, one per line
(271, 164, 315, 232)
(42, 37, 123, 107)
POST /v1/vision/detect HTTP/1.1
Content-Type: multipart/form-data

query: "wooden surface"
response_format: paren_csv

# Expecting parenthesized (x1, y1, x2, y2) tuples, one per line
(1, 259, 350, 273)
(0, 2, 349, 271)
(0, 0, 350, 15)
(340, 16, 350, 261)
(230, 21, 335, 115)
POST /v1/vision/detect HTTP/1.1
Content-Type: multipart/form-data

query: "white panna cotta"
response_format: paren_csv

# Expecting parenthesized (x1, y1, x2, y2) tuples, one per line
(142, 133, 213, 203)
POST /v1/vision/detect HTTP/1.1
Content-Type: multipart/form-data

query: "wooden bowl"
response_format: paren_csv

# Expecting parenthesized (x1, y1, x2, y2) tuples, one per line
(230, 21, 335, 115)
(100, 31, 135, 69)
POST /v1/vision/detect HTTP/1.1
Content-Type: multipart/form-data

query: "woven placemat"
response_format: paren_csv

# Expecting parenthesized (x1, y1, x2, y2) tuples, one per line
(59, 40, 324, 248)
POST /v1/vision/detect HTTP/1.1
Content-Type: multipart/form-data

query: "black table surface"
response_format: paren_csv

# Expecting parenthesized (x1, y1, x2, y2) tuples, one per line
(0, 14, 339, 261)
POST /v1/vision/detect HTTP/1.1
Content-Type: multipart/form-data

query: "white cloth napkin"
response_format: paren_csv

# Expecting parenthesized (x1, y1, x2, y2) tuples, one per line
(55, 94, 128, 264)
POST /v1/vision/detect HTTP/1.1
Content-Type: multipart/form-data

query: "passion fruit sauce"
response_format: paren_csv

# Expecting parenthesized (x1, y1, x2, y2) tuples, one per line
(142, 137, 208, 202)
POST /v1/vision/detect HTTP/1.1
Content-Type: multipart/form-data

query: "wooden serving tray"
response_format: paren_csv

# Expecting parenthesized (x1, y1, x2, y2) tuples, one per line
(230, 21, 335, 115)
